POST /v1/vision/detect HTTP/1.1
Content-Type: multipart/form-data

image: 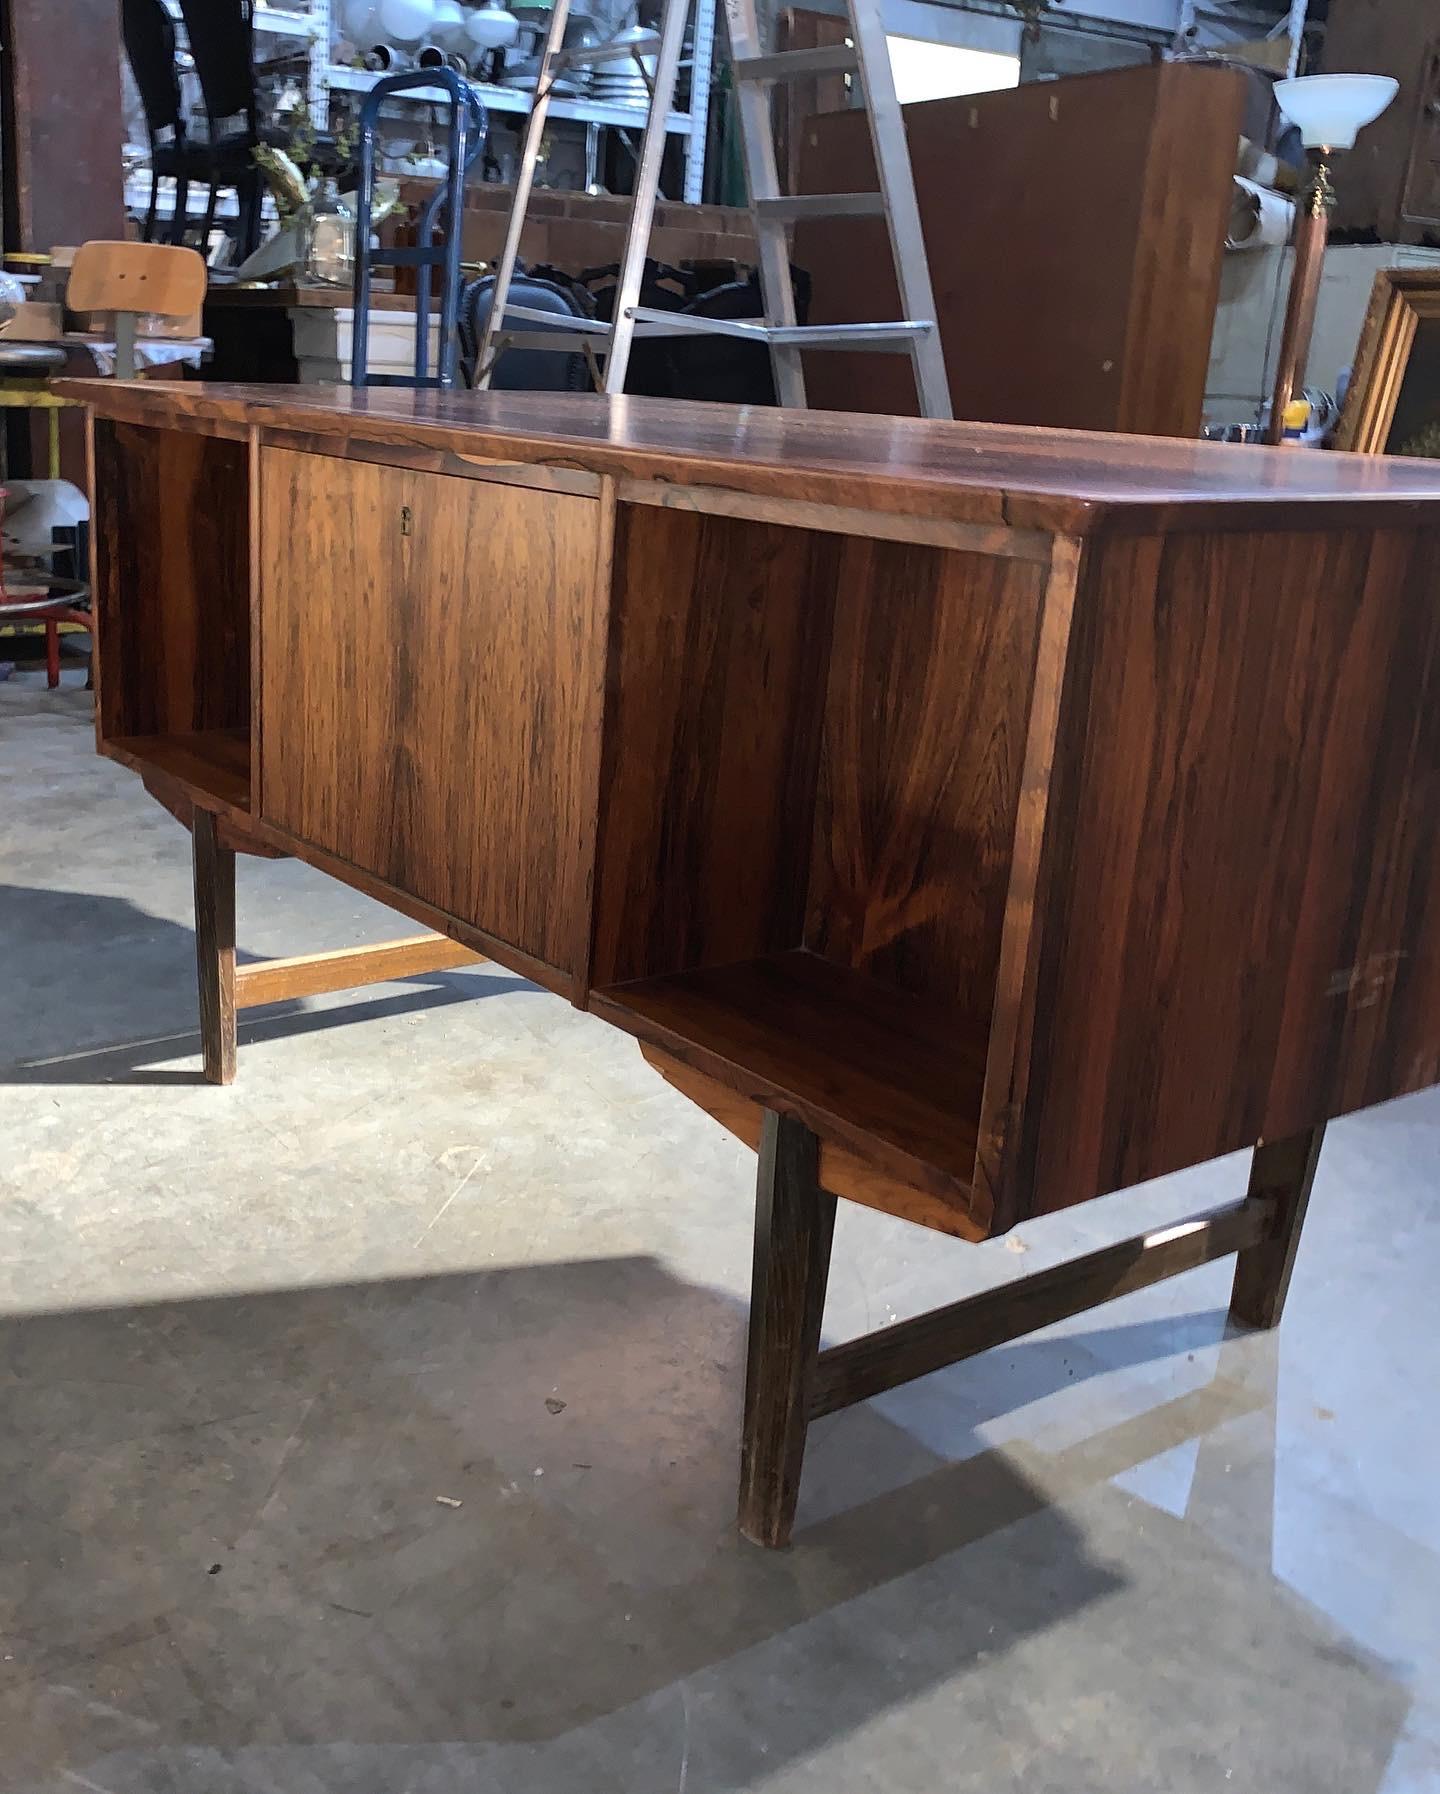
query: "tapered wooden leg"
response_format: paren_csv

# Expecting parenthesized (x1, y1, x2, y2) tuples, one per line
(192, 809, 237, 1086)
(1229, 1124, 1325, 1330)
(738, 1110, 836, 1548)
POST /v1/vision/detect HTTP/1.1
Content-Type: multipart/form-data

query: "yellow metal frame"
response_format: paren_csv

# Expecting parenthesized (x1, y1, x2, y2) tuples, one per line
(0, 380, 73, 479)
(0, 380, 82, 646)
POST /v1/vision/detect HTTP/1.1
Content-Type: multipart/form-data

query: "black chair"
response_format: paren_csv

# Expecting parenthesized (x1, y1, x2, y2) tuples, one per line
(458, 271, 593, 393)
(175, 0, 298, 261)
(121, 0, 209, 245)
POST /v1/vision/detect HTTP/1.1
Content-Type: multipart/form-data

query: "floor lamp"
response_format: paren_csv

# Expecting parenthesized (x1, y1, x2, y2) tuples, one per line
(1265, 73, 1399, 446)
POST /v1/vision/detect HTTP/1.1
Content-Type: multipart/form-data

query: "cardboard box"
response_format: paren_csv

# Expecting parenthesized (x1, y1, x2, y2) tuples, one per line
(0, 301, 62, 342)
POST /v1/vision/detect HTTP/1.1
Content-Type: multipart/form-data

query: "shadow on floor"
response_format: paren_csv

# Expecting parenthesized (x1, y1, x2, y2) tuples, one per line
(0, 881, 533, 1085)
(0, 1256, 1410, 1792)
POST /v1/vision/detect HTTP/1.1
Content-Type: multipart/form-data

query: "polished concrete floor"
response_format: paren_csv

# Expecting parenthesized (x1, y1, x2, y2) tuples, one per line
(3, 669, 1439, 1793)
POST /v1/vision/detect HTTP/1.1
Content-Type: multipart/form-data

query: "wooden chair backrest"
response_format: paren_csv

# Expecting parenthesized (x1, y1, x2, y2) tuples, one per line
(67, 241, 206, 319)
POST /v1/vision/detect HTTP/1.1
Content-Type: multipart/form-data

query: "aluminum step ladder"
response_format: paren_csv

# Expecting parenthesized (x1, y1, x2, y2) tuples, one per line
(474, 0, 951, 417)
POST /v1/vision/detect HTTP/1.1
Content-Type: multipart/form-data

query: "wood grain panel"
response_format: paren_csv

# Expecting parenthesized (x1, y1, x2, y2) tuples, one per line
(589, 504, 840, 985)
(591, 950, 987, 1210)
(639, 1043, 986, 1239)
(5, 0, 125, 252)
(1004, 524, 1440, 1225)
(92, 420, 250, 745)
(805, 541, 1047, 1035)
(258, 447, 602, 977)
(108, 730, 250, 812)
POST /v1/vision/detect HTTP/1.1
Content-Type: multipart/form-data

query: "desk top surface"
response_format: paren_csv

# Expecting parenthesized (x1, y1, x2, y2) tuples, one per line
(64, 381, 1440, 534)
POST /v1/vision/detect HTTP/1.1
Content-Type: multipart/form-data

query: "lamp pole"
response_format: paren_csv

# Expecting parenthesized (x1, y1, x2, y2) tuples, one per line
(1264, 155, 1334, 446)
(1263, 75, 1399, 447)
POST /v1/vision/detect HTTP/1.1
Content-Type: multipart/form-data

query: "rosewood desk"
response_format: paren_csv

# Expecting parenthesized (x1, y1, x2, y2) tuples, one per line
(66, 381, 1440, 1546)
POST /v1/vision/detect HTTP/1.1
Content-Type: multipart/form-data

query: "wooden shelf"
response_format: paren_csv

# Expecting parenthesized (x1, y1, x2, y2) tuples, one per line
(591, 950, 986, 1196)
(107, 730, 251, 812)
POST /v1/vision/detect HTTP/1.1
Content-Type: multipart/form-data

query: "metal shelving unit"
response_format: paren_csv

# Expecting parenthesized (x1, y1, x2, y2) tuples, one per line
(150, 0, 713, 204)
(324, 59, 688, 131)
(1175, 0, 1310, 76)
(324, 14, 714, 202)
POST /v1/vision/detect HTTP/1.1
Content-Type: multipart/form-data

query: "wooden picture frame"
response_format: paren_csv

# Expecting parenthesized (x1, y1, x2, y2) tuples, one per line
(1336, 268, 1440, 454)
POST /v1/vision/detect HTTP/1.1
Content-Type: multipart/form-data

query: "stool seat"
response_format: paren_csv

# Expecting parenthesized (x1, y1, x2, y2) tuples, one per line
(0, 343, 67, 374)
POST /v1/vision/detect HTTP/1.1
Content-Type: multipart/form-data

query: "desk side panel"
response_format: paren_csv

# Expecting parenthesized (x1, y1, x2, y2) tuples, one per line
(1007, 521, 1440, 1224)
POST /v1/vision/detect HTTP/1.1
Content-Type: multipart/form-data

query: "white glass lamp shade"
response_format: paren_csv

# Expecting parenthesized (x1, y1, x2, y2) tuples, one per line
(431, 0, 465, 47)
(1274, 73, 1399, 150)
(378, 0, 436, 43)
(343, 0, 380, 35)
(466, 0, 520, 49)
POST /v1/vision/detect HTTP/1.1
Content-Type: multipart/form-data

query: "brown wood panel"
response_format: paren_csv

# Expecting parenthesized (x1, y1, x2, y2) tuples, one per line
(108, 730, 251, 812)
(136, 773, 286, 859)
(1325, 0, 1440, 242)
(591, 950, 988, 1213)
(638, 1043, 986, 1239)
(805, 541, 1047, 1036)
(247, 818, 574, 998)
(1118, 66, 1243, 434)
(1003, 524, 1440, 1226)
(92, 421, 251, 746)
(589, 503, 840, 985)
(774, 8, 854, 193)
(258, 447, 602, 978)
(61, 380, 1440, 540)
(794, 61, 1244, 435)
(4, 0, 125, 252)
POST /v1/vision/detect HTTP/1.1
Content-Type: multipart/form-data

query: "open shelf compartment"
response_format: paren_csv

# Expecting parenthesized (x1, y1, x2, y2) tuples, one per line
(106, 729, 251, 812)
(591, 949, 988, 1196)
(92, 418, 253, 812)
(588, 499, 1052, 1216)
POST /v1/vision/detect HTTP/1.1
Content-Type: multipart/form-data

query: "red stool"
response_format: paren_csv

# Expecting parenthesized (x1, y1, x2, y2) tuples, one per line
(0, 487, 90, 689)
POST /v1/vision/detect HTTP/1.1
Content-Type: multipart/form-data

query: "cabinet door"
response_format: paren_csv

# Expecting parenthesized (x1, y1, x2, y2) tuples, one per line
(258, 447, 603, 979)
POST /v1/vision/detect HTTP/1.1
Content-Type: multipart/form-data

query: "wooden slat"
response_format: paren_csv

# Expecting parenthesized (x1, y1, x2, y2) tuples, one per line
(616, 478, 1053, 560)
(808, 1193, 1275, 1418)
(234, 935, 486, 1009)
(973, 533, 1084, 1230)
